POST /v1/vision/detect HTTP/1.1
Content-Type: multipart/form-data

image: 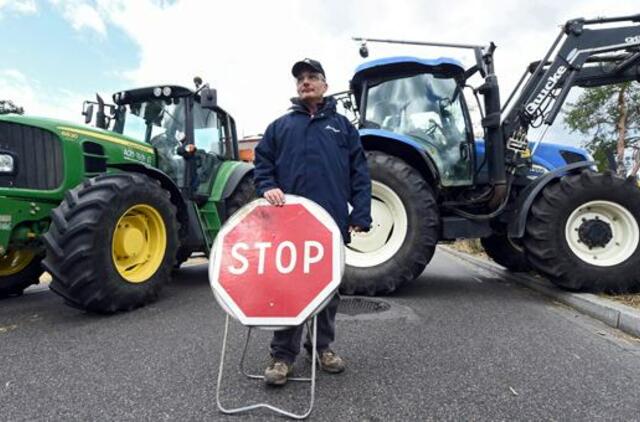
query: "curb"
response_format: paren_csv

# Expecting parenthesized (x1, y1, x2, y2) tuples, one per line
(441, 246, 640, 339)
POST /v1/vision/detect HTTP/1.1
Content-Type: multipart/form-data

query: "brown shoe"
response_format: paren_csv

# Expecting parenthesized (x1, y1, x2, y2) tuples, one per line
(264, 358, 294, 386)
(318, 350, 346, 374)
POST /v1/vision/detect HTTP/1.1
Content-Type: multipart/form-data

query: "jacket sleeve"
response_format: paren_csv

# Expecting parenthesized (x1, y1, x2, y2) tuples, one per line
(253, 122, 279, 196)
(347, 123, 372, 229)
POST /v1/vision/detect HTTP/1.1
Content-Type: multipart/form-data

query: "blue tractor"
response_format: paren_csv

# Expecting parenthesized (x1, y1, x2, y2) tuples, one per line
(339, 14, 640, 295)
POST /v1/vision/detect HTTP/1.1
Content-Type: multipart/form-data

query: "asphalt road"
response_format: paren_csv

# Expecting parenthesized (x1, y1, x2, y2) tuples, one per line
(1, 248, 640, 421)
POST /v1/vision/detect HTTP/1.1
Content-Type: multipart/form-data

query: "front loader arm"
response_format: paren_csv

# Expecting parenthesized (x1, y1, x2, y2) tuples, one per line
(502, 14, 640, 140)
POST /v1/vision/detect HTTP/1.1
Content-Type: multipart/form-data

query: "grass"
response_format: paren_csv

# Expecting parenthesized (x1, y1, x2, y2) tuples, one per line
(602, 294, 640, 309)
(448, 239, 488, 258)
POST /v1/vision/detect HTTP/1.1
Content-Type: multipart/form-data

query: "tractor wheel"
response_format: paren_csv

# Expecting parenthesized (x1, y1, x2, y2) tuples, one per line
(341, 151, 439, 295)
(226, 175, 256, 217)
(173, 247, 192, 269)
(43, 173, 179, 313)
(523, 170, 640, 293)
(0, 249, 44, 297)
(481, 233, 531, 272)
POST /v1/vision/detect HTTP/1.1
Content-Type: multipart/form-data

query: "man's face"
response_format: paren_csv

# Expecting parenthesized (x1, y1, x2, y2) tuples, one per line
(296, 70, 328, 103)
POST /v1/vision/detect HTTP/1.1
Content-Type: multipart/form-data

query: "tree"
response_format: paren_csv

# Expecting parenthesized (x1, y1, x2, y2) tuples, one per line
(0, 100, 24, 115)
(563, 82, 640, 176)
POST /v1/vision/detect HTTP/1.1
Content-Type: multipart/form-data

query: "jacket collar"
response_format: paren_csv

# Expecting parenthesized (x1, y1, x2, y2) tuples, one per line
(290, 96, 337, 116)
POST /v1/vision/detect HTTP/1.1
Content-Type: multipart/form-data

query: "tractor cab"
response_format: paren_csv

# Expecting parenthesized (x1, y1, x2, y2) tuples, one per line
(351, 57, 475, 186)
(86, 84, 240, 201)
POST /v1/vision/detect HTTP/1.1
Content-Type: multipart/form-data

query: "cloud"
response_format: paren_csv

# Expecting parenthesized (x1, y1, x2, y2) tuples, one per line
(0, 68, 88, 122)
(0, 0, 37, 15)
(50, 0, 107, 36)
(87, 0, 638, 139)
(8, 0, 640, 143)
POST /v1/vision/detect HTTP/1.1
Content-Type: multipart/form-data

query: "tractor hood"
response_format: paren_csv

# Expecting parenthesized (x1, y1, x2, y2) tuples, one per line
(350, 56, 465, 102)
(0, 114, 153, 153)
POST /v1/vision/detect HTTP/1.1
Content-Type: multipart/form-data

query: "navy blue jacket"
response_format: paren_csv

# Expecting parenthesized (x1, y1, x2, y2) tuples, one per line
(254, 97, 372, 243)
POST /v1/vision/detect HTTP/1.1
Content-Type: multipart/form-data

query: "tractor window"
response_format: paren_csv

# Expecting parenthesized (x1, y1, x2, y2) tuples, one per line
(113, 98, 188, 186)
(192, 103, 228, 158)
(120, 113, 149, 141)
(117, 98, 187, 144)
(365, 74, 473, 186)
(191, 102, 232, 196)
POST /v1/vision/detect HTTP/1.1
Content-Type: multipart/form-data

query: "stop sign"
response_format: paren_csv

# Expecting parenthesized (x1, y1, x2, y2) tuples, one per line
(209, 195, 344, 327)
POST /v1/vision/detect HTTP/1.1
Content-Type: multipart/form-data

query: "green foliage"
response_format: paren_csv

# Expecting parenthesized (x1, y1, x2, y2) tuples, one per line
(590, 145, 612, 172)
(0, 100, 24, 115)
(563, 82, 640, 172)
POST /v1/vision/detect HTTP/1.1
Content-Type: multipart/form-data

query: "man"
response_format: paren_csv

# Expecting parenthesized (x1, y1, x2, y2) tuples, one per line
(254, 58, 372, 386)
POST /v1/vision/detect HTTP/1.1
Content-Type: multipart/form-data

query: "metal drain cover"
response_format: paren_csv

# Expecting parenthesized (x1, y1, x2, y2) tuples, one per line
(337, 297, 391, 316)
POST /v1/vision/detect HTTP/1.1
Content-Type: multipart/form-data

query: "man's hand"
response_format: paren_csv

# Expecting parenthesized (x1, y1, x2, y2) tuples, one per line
(264, 188, 286, 206)
(349, 225, 364, 233)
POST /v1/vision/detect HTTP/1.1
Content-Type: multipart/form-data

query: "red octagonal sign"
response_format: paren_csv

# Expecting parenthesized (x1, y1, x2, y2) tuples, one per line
(209, 195, 344, 327)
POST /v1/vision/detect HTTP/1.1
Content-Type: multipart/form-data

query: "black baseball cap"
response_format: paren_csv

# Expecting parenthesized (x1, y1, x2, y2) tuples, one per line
(291, 58, 325, 78)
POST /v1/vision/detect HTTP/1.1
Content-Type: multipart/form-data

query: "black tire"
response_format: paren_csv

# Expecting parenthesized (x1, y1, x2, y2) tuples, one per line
(523, 170, 640, 293)
(173, 247, 192, 269)
(226, 175, 256, 218)
(0, 252, 44, 297)
(43, 173, 179, 313)
(481, 233, 531, 272)
(341, 151, 439, 295)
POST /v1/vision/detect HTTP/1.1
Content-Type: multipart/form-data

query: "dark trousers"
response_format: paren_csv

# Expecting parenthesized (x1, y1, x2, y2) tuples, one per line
(270, 293, 340, 364)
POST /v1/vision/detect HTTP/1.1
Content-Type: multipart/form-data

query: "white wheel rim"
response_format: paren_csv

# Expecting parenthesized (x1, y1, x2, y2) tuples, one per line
(564, 200, 639, 267)
(346, 180, 408, 267)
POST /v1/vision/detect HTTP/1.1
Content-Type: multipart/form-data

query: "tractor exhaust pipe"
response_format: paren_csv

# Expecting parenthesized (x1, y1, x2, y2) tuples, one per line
(477, 45, 508, 208)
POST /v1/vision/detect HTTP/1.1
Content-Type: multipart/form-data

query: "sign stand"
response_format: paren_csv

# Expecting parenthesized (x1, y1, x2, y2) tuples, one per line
(215, 315, 318, 420)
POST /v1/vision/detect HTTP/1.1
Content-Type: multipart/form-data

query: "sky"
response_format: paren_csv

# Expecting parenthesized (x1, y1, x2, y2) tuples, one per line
(1, 0, 638, 145)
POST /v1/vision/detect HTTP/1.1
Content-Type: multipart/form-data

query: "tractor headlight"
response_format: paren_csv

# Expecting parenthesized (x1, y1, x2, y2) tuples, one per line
(527, 163, 549, 180)
(0, 153, 14, 173)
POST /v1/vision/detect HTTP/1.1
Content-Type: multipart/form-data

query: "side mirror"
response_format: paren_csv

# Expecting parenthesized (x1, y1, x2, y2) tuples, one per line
(95, 94, 108, 129)
(82, 103, 94, 125)
(200, 87, 217, 109)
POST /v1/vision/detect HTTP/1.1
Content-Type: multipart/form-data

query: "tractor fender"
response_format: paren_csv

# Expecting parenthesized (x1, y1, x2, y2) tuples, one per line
(359, 129, 440, 187)
(107, 163, 188, 225)
(220, 162, 254, 200)
(507, 161, 595, 238)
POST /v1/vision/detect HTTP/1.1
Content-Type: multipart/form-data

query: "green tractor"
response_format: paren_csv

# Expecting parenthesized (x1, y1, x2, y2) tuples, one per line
(0, 80, 254, 312)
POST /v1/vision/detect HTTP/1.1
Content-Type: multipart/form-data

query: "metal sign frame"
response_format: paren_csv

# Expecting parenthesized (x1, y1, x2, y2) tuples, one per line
(215, 315, 319, 420)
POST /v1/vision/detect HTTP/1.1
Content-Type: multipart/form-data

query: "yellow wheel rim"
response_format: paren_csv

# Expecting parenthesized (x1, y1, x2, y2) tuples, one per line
(0, 249, 35, 277)
(112, 204, 167, 284)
